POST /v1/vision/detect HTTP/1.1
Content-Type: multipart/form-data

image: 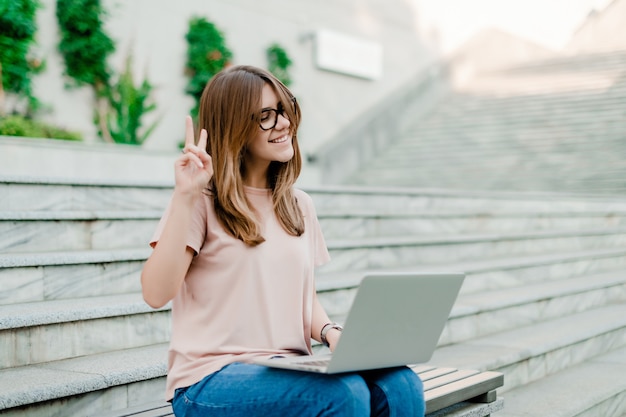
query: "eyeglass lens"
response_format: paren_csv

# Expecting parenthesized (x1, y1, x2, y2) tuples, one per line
(259, 98, 296, 131)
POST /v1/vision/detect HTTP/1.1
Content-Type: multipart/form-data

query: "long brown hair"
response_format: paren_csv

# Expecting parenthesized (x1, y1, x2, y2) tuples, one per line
(197, 65, 304, 246)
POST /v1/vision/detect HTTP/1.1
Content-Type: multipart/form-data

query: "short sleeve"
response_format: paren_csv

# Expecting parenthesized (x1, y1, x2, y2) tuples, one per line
(149, 193, 208, 255)
(295, 189, 330, 267)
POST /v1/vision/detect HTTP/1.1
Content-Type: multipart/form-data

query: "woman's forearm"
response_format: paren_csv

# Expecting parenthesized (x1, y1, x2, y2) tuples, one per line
(311, 292, 342, 351)
(141, 190, 196, 308)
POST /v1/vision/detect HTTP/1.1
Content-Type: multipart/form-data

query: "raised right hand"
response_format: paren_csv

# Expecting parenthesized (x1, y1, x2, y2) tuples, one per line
(175, 116, 213, 197)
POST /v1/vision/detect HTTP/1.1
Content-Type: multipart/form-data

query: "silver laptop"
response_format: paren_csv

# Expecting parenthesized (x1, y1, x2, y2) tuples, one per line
(254, 272, 465, 374)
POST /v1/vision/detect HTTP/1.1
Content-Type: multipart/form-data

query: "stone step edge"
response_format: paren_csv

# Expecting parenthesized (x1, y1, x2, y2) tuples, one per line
(0, 293, 168, 330)
(382, 140, 626, 158)
(453, 269, 626, 318)
(433, 98, 626, 115)
(2, 227, 625, 268)
(1, 268, 623, 333)
(3, 175, 621, 202)
(441, 95, 626, 114)
(316, 246, 626, 290)
(0, 175, 174, 189)
(428, 304, 626, 377)
(327, 226, 626, 249)
(0, 210, 163, 221)
(1, 304, 624, 410)
(0, 344, 168, 410)
(4, 208, 626, 221)
(494, 346, 626, 417)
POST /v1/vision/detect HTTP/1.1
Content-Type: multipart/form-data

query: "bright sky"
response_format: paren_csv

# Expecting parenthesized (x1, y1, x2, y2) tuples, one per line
(414, 0, 614, 52)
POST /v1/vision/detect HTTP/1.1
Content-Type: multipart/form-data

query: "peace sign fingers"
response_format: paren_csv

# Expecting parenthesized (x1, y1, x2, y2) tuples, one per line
(175, 116, 214, 193)
(181, 116, 211, 167)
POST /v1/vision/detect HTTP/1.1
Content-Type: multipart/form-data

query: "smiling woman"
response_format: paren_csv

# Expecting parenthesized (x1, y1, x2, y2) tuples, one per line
(140, 64, 426, 417)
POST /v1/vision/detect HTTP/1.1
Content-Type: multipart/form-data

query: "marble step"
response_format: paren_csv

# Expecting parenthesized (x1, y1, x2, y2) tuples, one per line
(365, 142, 626, 165)
(2, 241, 626, 308)
(2, 227, 625, 303)
(353, 169, 626, 191)
(366, 147, 626, 170)
(3, 208, 626, 253)
(440, 96, 626, 118)
(0, 178, 173, 212)
(379, 137, 626, 162)
(442, 92, 626, 116)
(2, 303, 624, 415)
(454, 74, 626, 97)
(443, 81, 626, 109)
(436, 270, 626, 346)
(0, 294, 170, 369)
(306, 186, 626, 213)
(433, 97, 626, 121)
(2, 265, 624, 369)
(318, 227, 626, 273)
(383, 142, 626, 166)
(0, 248, 148, 305)
(0, 343, 169, 416)
(496, 346, 626, 417)
(411, 108, 625, 130)
(427, 303, 626, 393)
(355, 167, 626, 190)
(320, 210, 626, 239)
(315, 246, 626, 294)
(320, 270, 626, 345)
(438, 124, 624, 144)
(352, 167, 626, 189)
(4, 176, 626, 214)
(0, 211, 159, 254)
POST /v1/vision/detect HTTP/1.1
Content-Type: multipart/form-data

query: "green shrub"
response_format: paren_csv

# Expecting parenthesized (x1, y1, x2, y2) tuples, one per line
(56, 0, 157, 145)
(266, 43, 292, 87)
(0, 115, 82, 141)
(185, 16, 232, 118)
(0, 0, 44, 115)
(56, 0, 114, 92)
(105, 55, 159, 145)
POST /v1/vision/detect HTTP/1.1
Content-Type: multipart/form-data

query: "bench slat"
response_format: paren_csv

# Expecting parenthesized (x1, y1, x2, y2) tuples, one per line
(411, 364, 438, 374)
(423, 369, 481, 391)
(419, 367, 460, 382)
(424, 371, 505, 414)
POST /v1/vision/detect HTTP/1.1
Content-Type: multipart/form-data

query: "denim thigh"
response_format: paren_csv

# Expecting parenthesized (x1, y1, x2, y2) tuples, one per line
(172, 362, 371, 417)
(360, 366, 425, 417)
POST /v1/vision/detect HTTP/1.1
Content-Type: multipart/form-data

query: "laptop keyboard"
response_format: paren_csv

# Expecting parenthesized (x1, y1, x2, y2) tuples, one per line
(293, 359, 330, 367)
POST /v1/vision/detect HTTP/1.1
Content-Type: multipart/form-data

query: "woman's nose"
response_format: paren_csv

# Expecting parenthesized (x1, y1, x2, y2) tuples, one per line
(275, 112, 290, 130)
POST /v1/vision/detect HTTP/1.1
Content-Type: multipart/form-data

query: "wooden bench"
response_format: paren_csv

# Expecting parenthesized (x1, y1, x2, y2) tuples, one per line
(98, 366, 504, 417)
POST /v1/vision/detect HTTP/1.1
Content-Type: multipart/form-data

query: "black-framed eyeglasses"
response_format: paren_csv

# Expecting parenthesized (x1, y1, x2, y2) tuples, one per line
(256, 96, 297, 131)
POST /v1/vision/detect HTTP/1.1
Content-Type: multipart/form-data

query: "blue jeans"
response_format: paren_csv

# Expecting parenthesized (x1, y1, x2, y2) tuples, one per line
(172, 362, 425, 417)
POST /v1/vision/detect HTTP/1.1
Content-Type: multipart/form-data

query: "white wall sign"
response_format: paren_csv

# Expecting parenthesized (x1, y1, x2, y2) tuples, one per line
(314, 29, 383, 80)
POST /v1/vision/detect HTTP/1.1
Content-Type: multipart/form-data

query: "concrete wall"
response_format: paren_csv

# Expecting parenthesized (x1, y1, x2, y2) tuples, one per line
(29, 0, 435, 165)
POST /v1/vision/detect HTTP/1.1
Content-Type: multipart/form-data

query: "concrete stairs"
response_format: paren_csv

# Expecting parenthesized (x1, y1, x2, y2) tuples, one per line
(1, 177, 626, 416)
(346, 49, 626, 195)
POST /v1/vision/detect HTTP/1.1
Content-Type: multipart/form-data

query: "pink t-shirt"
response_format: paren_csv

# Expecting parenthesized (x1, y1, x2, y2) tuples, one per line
(150, 186, 330, 400)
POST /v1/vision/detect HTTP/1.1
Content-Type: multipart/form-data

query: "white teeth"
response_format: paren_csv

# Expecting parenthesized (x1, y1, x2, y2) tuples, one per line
(269, 135, 288, 143)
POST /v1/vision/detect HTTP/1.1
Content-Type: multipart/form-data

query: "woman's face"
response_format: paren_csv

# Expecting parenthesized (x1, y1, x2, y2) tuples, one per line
(245, 84, 294, 169)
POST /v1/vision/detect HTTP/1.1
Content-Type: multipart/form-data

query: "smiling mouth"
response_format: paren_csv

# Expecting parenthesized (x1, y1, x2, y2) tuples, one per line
(269, 135, 290, 144)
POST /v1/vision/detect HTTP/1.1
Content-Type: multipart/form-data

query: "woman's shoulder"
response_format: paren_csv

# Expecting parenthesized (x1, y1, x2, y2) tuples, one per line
(292, 187, 319, 216)
(292, 187, 313, 204)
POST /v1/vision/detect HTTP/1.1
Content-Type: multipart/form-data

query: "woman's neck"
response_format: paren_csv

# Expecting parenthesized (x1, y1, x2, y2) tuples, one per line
(242, 167, 269, 189)
(242, 154, 273, 188)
